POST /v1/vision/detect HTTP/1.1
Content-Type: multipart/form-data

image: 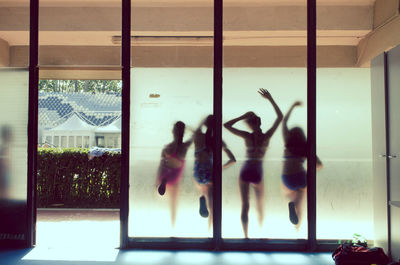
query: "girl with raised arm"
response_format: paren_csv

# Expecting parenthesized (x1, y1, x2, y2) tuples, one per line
(156, 121, 192, 230)
(224, 88, 283, 238)
(193, 115, 236, 229)
(281, 101, 322, 229)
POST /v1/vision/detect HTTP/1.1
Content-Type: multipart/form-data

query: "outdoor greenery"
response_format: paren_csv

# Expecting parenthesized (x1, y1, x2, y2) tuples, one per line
(37, 148, 120, 208)
(39, 80, 122, 93)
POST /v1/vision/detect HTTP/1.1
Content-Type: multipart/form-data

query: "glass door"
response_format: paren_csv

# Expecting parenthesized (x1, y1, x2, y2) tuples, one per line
(222, 0, 308, 244)
(128, 0, 215, 243)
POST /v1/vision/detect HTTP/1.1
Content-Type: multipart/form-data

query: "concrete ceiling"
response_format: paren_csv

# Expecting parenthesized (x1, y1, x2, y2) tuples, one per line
(1, 0, 400, 74)
(0, 2, 374, 46)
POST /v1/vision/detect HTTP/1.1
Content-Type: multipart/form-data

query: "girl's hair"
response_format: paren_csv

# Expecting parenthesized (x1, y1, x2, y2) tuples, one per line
(205, 115, 214, 152)
(286, 127, 307, 157)
(173, 121, 185, 145)
(245, 114, 261, 129)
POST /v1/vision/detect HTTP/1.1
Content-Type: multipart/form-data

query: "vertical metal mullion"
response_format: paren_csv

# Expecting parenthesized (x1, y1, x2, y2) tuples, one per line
(213, 0, 223, 249)
(384, 52, 391, 258)
(27, 0, 39, 248)
(307, 0, 317, 251)
(121, 0, 131, 249)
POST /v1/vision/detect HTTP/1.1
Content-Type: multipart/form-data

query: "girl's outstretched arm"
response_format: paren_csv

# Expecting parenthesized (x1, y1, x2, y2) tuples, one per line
(223, 112, 253, 138)
(258, 88, 283, 137)
(282, 101, 302, 142)
(222, 141, 236, 169)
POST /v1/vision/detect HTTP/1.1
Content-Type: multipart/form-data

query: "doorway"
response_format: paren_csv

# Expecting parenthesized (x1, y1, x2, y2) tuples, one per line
(36, 79, 121, 248)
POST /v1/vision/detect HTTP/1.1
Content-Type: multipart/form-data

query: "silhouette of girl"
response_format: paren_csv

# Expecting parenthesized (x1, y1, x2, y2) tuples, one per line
(281, 101, 322, 229)
(224, 88, 283, 238)
(156, 121, 192, 229)
(193, 115, 236, 229)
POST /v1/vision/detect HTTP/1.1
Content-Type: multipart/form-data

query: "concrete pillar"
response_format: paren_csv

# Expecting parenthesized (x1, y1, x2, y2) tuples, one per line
(0, 38, 10, 67)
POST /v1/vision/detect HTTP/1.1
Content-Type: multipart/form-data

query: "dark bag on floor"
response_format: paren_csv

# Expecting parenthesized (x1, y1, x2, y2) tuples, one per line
(332, 243, 389, 265)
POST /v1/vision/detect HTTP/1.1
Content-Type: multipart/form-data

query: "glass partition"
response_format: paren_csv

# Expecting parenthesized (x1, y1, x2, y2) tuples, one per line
(129, 68, 213, 238)
(316, 0, 374, 241)
(0, 69, 29, 243)
(0, 0, 29, 246)
(222, 1, 308, 239)
(129, 0, 214, 238)
(316, 68, 373, 240)
(222, 69, 308, 239)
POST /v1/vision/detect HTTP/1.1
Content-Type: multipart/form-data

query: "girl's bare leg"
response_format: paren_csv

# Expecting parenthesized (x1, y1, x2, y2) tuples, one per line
(282, 183, 297, 202)
(204, 183, 213, 230)
(168, 183, 179, 230)
(194, 180, 214, 231)
(239, 179, 250, 238)
(293, 187, 306, 229)
(282, 184, 305, 229)
(253, 181, 265, 227)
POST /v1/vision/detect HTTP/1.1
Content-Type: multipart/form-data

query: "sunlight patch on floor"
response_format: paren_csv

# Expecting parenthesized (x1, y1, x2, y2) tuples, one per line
(22, 246, 119, 262)
(36, 219, 119, 248)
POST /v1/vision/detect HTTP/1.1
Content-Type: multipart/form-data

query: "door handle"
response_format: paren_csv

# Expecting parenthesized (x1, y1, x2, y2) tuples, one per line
(379, 154, 397, 158)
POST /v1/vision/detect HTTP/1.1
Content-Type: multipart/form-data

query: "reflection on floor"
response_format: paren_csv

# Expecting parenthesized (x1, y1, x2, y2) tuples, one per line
(1, 249, 335, 265)
(5, 209, 336, 265)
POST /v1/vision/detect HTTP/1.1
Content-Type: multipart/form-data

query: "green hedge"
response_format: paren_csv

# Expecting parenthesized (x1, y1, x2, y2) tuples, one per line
(37, 148, 120, 208)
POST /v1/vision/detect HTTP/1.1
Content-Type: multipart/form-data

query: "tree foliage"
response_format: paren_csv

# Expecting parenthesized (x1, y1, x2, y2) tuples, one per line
(39, 80, 122, 93)
(37, 148, 120, 208)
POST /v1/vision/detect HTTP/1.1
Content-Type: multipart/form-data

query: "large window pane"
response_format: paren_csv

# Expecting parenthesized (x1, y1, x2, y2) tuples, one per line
(129, 68, 213, 238)
(222, 2, 307, 239)
(0, 69, 29, 242)
(129, 1, 214, 238)
(222, 70, 307, 239)
(316, 68, 373, 240)
(316, 0, 374, 240)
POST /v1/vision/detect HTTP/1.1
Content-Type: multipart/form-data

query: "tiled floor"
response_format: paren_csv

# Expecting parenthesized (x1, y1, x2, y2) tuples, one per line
(0, 210, 336, 265)
(0, 248, 335, 265)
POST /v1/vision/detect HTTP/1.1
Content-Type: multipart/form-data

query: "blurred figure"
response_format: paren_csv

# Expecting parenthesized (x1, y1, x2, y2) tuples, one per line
(193, 115, 236, 229)
(0, 125, 12, 200)
(224, 88, 283, 238)
(156, 121, 192, 230)
(281, 101, 322, 229)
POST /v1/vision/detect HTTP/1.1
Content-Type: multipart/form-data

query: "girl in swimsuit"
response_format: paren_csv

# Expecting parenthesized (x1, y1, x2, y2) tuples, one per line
(281, 101, 322, 229)
(156, 121, 192, 229)
(193, 115, 236, 229)
(224, 88, 283, 238)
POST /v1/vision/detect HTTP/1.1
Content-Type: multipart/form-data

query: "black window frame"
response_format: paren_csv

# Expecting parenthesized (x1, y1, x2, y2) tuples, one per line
(26, 0, 342, 252)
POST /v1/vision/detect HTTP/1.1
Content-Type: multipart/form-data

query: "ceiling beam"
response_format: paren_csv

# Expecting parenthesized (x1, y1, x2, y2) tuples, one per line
(357, 0, 400, 66)
(373, 0, 400, 28)
(0, 30, 368, 46)
(0, 5, 372, 32)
